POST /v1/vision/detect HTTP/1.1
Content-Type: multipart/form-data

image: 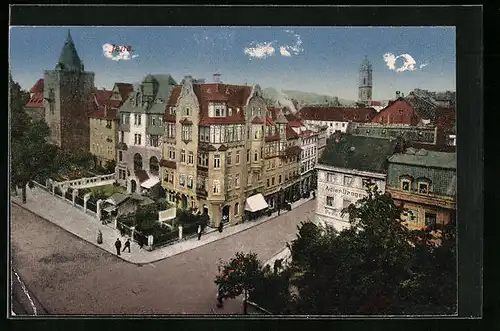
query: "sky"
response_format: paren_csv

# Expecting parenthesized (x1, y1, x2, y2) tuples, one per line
(9, 26, 455, 101)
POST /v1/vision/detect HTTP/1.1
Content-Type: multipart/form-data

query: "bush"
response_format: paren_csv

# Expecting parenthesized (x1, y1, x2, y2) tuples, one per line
(117, 213, 135, 226)
(176, 208, 204, 226)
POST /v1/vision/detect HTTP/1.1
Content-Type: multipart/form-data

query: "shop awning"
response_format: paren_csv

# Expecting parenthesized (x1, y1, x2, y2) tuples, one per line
(245, 193, 269, 212)
(140, 177, 160, 189)
(103, 205, 117, 213)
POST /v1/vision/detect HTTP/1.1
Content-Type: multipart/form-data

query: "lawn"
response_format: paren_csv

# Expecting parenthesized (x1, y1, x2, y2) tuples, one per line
(89, 184, 126, 197)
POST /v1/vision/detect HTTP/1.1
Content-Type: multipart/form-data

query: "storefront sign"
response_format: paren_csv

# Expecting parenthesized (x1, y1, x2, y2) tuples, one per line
(323, 185, 367, 199)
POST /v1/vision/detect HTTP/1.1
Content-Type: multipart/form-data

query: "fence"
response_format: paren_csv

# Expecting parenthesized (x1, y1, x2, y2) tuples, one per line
(75, 195, 85, 208)
(87, 201, 97, 213)
(117, 221, 148, 246)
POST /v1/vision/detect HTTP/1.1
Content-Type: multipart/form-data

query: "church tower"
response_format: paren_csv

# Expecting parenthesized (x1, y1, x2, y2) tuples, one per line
(358, 56, 373, 106)
(43, 30, 95, 151)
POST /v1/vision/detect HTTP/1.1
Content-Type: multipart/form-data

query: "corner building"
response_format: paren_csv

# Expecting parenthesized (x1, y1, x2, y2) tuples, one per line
(161, 77, 302, 227)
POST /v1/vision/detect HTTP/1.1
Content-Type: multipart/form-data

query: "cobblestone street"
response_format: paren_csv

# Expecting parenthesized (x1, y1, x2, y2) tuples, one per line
(11, 199, 315, 315)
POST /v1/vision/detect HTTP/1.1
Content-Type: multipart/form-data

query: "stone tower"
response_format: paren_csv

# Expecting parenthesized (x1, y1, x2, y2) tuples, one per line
(43, 30, 95, 151)
(358, 56, 373, 106)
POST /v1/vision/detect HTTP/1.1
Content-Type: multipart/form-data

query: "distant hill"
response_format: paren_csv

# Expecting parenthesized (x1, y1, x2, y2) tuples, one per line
(262, 87, 355, 112)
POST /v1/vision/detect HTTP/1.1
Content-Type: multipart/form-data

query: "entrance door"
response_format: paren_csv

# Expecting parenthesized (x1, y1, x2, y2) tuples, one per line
(181, 194, 188, 209)
(130, 180, 137, 193)
(222, 205, 230, 223)
(425, 212, 437, 230)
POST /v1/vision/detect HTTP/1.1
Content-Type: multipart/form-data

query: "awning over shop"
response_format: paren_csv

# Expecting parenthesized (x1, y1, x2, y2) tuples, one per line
(245, 193, 269, 212)
(140, 177, 160, 189)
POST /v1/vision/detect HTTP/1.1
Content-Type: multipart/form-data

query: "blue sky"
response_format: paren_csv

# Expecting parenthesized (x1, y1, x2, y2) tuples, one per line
(10, 26, 455, 101)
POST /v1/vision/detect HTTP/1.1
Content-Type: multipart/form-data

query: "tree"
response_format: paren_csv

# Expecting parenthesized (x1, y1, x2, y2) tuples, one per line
(10, 79, 59, 203)
(214, 252, 264, 314)
(104, 159, 117, 174)
(286, 185, 456, 315)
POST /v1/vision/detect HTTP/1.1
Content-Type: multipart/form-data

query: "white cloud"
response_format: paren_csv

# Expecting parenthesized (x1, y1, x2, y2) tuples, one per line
(280, 46, 291, 57)
(419, 62, 429, 69)
(102, 43, 138, 61)
(243, 29, 304, 59)
(244, 41, 276, 59)
(383, 52, 418, 72)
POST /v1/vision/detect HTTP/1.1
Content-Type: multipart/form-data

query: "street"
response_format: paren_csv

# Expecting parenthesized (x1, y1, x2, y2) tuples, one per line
(10, 199, 315, 315)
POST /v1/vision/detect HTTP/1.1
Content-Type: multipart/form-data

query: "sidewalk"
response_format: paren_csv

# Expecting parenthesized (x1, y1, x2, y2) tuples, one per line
(11, 186, 314, 265)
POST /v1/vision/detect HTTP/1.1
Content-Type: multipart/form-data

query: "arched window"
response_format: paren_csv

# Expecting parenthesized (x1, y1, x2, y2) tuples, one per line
(133, 153, 143, 170)
(234, 202, 239, 216)
(149, 156, 159, 176)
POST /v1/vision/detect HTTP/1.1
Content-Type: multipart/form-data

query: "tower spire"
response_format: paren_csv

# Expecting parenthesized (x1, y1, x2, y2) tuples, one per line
(56, 29, 83, 72)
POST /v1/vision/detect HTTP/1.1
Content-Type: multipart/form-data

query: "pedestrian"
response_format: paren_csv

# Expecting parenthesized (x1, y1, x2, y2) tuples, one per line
(138, 236, 144, 249)
(197, 224, 202, 240)
(97, 230, 103, 244)
(218, 221, 224, 233)
(114, 238, 122, 256)
(122, 238, 131, 253)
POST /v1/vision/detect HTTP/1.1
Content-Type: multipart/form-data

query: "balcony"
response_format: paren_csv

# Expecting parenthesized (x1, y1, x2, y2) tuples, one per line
(386, 187, 456, 210)
(196, 187, 208, 198)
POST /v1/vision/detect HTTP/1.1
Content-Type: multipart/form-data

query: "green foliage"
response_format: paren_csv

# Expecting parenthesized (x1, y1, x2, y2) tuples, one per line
(214, 252, 264, 307)
(176, 208, 205, 227)
(104, 159, 117, 174)
(10, 79, 59, 203)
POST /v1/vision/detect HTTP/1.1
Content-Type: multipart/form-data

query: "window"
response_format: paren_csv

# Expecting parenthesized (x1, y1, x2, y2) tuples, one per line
(234, 203, 239, 216)
(235, 151, 240, 164)
(182, 125, 192, 141)
(254, 151, 258, 162)
(169, 172, 174, 183)
(151, 117, 156, 126)
(180, 175, 186, 187)
(418, 182, 429, 194)
(326, 196, 335, 207)
(134, 114, 141, 126)
(247, 149, 250, 163)
(184, 107, 190, 116)
(106, 120, 112, 128)
(343, 175, 353, 186)
(327, 173, 336, 182)
(271, 177, 275, 186)
(227, 152, 232, 165)
(149, 157, 159, 175)
(119, 131, 124, 143)
(213, 180, 220, 194)
(187, 176, 193, 189)
(227, 175, 233, 190)
(279, 175, 282, 183)
(166, 123, 176, 139)
(118, 151, 123, 161)
(198, 152, 208, 167)
(180, 149, 186, 163)
(213, 154, 221, 168)
(401, 179, 411, 191)
(267, 179, 270, 187)
(150, 135, 159, 147)
(188, 151, 194, 164)
(134, 134, 142, 145)
(425, 212, 437, 229)
(234, 174, 240, 187)
(342, 199, 351, 209)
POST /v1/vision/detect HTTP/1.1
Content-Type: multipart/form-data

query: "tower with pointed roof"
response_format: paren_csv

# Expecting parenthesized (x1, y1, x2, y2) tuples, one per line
(43, 30, 95, 151)
(358, 56, 373, 106)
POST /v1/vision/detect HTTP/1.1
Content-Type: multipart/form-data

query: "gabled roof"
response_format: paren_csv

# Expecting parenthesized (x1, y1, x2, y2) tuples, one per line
(319, 134, 398, 174)
(30, 79, 44, 93)
(286, 125, 299, 139)
(25, 93, 44, 108)
(115, 83, 134, 100)
(251, 116, 265, 124)
(166, 85, 182, 107)
(298, 107, 377, 122)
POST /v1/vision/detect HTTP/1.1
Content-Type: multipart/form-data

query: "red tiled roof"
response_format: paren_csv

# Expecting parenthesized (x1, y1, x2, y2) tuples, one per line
(88, 108, 118, 120)
(164, 114, 176, 123)
(195, 83, 251, 125)
(166, 86, 182, 106)
(115, 83, 134, 101)
(286, 145, 302, 156)
(299, 130, 316, 138)
(266, 106, 280, 120)
(94, 90, 113, 105)
(266, 116, 276, 126)
(30, 79, 44, 93)
(287, 120, 303, 127)
(265, 135, 281, 142)
(298, 107, 377, 122)
(370, 100, 382, 106)
(286, 125, 299, 140)
(25, 92, 44, 108)
(251, 116, 265, 124)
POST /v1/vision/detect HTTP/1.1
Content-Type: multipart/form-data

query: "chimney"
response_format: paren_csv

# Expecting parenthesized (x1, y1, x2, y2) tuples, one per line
(213, 73, 221, 84)
(396, 91, 401, 99)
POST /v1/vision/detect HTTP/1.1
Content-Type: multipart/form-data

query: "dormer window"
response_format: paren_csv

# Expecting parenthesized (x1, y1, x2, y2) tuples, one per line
(169, 107, 175, 115)
(136, 93, 142, 107)
(184, 107, 190, 116)
(228, 108, 232, 116)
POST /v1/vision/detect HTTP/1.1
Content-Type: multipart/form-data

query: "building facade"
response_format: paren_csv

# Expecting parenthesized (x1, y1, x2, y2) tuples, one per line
(386, 148, 456, 230)
(358, 57, 373, 106)
(89, 83, 133, 166)
(24, 79, 45, 121)
(116, 74, 177, 193)
(346, 122, 438, 145)
(160, 77, 303, 227)
(297, 107, 377, 137)
(315, 134, 399, 231)
(42, 30, 95, 151)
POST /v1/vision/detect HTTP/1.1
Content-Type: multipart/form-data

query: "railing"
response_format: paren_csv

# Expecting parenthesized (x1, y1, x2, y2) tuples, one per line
(53, 173, 115, 189)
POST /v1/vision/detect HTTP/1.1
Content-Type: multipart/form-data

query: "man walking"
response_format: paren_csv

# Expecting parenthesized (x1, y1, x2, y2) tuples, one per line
(114, 238, 122, 256)
(218, 221, 224, 233)
(197, 224, 202, 240)
(122, 238, 131, 253)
